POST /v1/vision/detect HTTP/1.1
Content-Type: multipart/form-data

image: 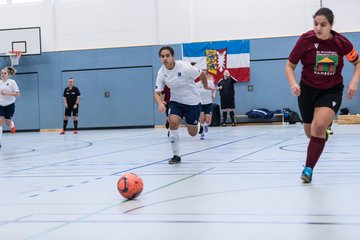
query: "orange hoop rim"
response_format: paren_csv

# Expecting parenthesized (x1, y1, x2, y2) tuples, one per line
(8, 50, 22, 56)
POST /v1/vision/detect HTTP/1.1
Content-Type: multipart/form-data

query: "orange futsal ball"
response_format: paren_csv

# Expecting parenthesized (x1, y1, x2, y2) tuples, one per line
(117, 173, 144, 200)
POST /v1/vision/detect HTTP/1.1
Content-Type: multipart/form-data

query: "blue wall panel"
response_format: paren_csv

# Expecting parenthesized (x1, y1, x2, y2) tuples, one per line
(61, 67, 154, 128)
(1, 32, 359, 130)
(11, 73, 40, 130)
(251, 36, 298, 60)
(233, 59, 300, 114)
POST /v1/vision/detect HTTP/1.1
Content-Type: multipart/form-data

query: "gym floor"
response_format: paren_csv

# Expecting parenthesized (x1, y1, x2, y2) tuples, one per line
(0, 124, 360, 240)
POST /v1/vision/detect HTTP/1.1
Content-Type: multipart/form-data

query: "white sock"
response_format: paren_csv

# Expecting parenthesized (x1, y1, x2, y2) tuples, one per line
(9, 121, 15, 128)
(169, 129, 180, 156)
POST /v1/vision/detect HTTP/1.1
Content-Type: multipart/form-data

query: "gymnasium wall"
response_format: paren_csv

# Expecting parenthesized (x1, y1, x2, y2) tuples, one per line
(1, 31, 359, 131)
(0, 0, 359, 51)
(0, 0, 359, 130)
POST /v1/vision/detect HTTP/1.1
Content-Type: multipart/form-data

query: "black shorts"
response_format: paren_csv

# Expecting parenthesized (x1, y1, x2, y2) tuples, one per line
(0, 103, 15, 119)
(200, 103, 212, 115)
(65, 105, 79, 117)
(168, 101, 200, 126)
(220, 95, 235, 109)
(298, 82, 343, 124)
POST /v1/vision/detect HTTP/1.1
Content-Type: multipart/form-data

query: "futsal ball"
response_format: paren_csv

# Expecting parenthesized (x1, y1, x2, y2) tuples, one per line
(117, 173, 144, 200)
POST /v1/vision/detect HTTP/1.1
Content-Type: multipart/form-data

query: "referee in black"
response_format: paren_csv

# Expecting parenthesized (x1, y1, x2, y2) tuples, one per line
(60, 78, 81, 134)
(218, 70, 237, 126)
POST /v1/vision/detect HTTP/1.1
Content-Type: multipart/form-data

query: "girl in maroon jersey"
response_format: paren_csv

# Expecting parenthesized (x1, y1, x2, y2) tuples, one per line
(285, 7, 360, 183)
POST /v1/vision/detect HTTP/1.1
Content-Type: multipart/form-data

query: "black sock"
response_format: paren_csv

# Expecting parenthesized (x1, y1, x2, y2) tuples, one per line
(63, 120, 68, 131)
(222, 112, 228, 123)
(230, 111, 235, 123)
(74, 120, 78, 130)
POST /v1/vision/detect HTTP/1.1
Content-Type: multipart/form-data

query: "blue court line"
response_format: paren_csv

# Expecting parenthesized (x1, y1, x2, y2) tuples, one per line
(20, 181, 360, 236)
(3, 132, 263, 176)
(228, 133, 304, 162)
(280, 143, 360, 155)
(14, 133, 262, 198)
(0, 148, 36, 157)
(123, 181, 360, 214)
(2, 140, 93, 160)
(1, 140, 167, 175)
(99, 212, 360, 217)
(28, 194, 39, 198)
(109, 134, 262, 176)
(12, 134, 263, 198)
(24, 167, 215, 240)
(9, 219, 360, 225)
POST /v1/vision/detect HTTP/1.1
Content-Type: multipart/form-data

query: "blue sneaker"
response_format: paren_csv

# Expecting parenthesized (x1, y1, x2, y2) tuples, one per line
(200, 133, 205, 140)
(301, 166, 313, 183)
(204, 125, 208, 133)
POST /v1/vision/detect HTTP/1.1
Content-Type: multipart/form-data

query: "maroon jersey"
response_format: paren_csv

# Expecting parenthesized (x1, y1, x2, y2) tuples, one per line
(288, 30, 359, 89)
(161, 85, 170, 103)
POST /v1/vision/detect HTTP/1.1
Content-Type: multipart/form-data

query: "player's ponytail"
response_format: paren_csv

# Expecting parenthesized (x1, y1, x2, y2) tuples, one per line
(6, 66, 16, 76)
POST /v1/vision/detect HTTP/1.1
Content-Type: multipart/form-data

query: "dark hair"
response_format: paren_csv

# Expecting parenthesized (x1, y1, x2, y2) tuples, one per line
(4, 66, 16, 76)
(158, 46, 174, 57)
(313, 7, 334, 25)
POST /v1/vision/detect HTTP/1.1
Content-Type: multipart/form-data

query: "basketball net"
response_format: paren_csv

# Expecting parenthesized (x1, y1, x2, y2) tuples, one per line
(8, 50, 22, 66)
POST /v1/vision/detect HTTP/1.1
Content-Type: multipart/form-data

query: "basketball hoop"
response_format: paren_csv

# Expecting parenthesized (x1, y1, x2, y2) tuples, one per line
(8, 50, 22, 66)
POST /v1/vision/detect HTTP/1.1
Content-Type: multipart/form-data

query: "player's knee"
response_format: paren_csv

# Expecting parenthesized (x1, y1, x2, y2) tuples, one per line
(311, 122, 327, 136)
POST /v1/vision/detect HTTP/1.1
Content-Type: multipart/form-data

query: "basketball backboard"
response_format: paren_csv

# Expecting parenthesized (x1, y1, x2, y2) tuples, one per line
(0, 27, 42, 56)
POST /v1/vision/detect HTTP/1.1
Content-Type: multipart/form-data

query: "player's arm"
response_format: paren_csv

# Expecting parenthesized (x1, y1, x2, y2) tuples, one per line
(63, 97, 68, 109)
(154, 71, 166, 112)
(285, 61, 301, 96)
(1, 82, 20, 96)
(347, 53, 360, 100)
(212, 87, 216, 98)
(154, 91, 166, 113)
(200, 72, 214, 90)
(1, 90, 20, 97)
(217, 79, 223, 90)
(73, 96, 80, 109)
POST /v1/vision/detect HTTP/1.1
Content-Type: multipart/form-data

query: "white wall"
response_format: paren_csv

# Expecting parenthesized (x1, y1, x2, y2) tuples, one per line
(0, 0, 359, 52)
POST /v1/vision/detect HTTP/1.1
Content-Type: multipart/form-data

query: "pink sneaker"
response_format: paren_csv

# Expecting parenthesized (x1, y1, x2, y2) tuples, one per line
(60, 130, 65, 134)
(73, 130, 78, 134)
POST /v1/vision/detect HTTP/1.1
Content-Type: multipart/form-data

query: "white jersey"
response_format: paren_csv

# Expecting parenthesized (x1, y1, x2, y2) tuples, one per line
(196, 80, 215, 104)
(155, 60, 202, 105)
(0, 78, 19, 106)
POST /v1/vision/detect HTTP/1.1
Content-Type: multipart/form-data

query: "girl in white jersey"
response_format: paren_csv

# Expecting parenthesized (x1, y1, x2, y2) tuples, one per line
(0, 67, 20, 148)
(196, 72, 216, 140)
(154, 46, 213, 164)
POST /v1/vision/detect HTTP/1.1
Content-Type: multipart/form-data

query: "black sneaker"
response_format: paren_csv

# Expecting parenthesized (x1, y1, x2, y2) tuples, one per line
(221, 122, 226, 127)
(198, 125, 204, 134)
(168, 155, 181, 164)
